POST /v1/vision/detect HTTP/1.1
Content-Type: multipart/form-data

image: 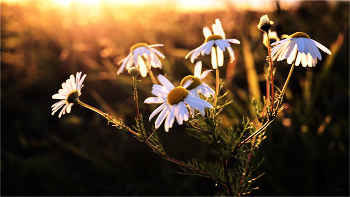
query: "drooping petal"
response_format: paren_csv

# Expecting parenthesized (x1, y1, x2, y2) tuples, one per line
(313, 39, 331, 55)
(149, 102, 167, 121)
(149, 47, 165, 58)
(155, 104, 169, 129)
(138, 56, 148, 77)
(227, 46, 235, 63)
(215, 40, 226, 52)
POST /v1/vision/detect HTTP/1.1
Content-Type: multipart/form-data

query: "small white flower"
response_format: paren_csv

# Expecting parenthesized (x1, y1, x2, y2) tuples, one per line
(144, 74, 213, 132)
(186, 19, 240, 69)
(180, 61, 215, 116)
(51, 72, 86, 118)
(271, 32, 331, 67)
(117, 43, 165, 77)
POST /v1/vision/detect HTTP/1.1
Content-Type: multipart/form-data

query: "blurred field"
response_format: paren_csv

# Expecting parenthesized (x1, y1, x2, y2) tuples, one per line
(1, 0, 349, 196)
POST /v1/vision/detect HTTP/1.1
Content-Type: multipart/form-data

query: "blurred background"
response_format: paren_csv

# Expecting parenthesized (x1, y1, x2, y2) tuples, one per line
(1, 0, 349, 196)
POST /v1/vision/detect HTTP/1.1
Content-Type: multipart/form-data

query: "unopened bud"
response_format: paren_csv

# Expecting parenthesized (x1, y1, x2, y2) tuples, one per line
(257, 15, 274, 32)
(128, 67, 140, 78)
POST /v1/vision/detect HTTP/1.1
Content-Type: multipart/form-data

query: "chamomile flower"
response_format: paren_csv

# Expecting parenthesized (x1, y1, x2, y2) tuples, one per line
(180, 61, 215, 116)
(117, 43, 165, 77)
(185, 19, 240, 69)
(144, 74, 213, 132)
(271, 32, 331, 67)
(51, 72, 86, 118)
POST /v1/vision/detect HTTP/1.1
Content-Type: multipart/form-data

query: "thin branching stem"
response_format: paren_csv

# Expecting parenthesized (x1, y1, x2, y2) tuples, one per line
(222, 159, 233, 196)
(233, 119, 273, 153)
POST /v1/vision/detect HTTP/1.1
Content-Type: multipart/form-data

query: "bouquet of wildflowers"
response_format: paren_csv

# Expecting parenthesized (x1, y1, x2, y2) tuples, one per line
(51, 15, 331, 196)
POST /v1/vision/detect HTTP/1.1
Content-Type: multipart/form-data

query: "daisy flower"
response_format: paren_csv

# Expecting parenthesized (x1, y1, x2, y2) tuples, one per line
(271, 32, 332, 67)
(180, 61, 215, 116)
(144, 74, 213, 132)
(117, 43, 165, 77)
(51, 72, 86, 118)
(185, 19, 240, 69)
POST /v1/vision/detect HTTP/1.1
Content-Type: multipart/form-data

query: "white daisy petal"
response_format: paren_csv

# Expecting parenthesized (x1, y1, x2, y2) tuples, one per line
(52, 94, 66, 100)
(227, 46, 235, 63)
(205, 41, 214, 55)
(313, 39, 332, 55)
(212, 24, 221, 35)
(138, 56, 148, 77)
(149, 47, 165, 58)
(203, 27, 212, 38)
(215, 19, 225, 39)
(194, 61, 202, 77)
(158, 74, 175, 91)
(225, 39, 240, 44)
(148, 102, 167, 121)
(200, 69, 212, 79)
(178, 101, 189, 121)
(144, 97, 166, 104)
(215, 40, 226, 52)
(217, 46, 224, 67)
(155, 104, 169, 129)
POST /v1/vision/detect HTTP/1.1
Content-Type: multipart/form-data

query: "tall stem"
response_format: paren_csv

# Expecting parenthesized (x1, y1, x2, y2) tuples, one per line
(214, 68, 220, 106)
(275, 60, 295, 111)
(266, 31, 274, 110)
(148, 69, 158, 84)
(76, 99, 107, 118)
(222, 159, 233, 196)
(76, 99, 139, 136)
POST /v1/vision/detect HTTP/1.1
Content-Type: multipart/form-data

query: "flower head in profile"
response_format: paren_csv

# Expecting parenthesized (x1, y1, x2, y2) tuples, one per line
(180, 61, 215, 116)
(186, 19, 240, 69)
(117, 43, 165, 77)
(271, 32, 331, 67)
(144, 74, 213, 132)
(51, 72, 86, 118)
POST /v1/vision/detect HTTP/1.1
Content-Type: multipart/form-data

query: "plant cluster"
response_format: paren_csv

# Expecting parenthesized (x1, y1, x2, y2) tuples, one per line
(51, 15, 331, 196)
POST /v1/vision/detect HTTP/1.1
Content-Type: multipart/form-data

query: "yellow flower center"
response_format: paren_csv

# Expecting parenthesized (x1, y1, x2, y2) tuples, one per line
(167, 87, 189, 105)
(180, 75, 201, 90)
(66, 90, 79, 103)
(205, 34, 223, 42)
(130, 43, 148, 52)
(290, 32, 310, 38)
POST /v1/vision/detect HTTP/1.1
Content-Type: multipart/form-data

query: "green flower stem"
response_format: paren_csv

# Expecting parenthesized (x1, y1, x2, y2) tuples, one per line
(75, 99, 140, 137)
(132, 76, 146, 138)
(148, 69, 158, 84)
(214, 68, 220, 106)
(275, 60, 295, 112)
(76, 99, 107, 118)
(222, 159, 233, 196)
(266, 31, 275, 110)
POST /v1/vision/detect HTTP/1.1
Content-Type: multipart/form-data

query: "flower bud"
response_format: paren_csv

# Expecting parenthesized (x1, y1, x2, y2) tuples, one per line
(128, 67, 140, 78)
(257, 15, 274, 32)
